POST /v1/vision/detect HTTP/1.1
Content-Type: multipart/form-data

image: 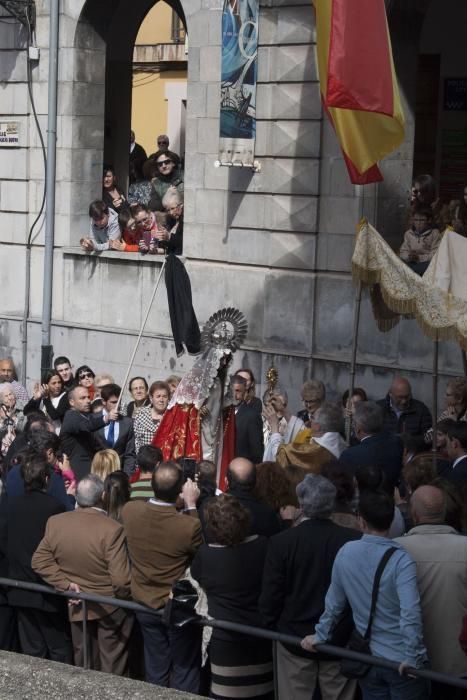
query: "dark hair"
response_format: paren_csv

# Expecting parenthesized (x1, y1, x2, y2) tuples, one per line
(41, 369, 63, 387)
(137, 445, 162, 473)
(132, 202, 150, 217)
(88, 200, 108, 220)
(20, 453, 50, 491)
(53, 356, 71, 369)
(27, 429, 61, 457)
(355, 463, 391, 496)
(129, 376, 148, 392)
(358, 489, 394, 531)
(401, 434, 427, 455)
(151, 461, 183, 502)
(75, 365, 95, 383)
(24, 413, 53, 437)
(204, 495, 251, 546)
(321, 461, 355, 505)
(254, 462, 296, 512)
(118, 208, 132, 232)
(413, 174, 437, 205)
(103, 167, 117, 188)
(342, 387, 368, 407)
(197, 460, 217, 501)
(149, 381, 170, 397)
(100, 383, 121, 402)
(447, 421, 467, 450)
(104, 470, 131, 522)
(436, 418, 456, 435)
(153, 149, 176, 165)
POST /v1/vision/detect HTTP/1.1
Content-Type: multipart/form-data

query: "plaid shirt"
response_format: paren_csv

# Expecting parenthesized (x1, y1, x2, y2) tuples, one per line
(134, 406, 162, 454)
(1, 380, 29, 403)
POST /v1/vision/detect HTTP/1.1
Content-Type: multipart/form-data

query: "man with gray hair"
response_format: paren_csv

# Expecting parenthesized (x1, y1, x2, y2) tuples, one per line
(32, 474, 132, 674)
(276, 402, 347, 473)
(260, 474, 360, 700)
(340, 401, 403, 488)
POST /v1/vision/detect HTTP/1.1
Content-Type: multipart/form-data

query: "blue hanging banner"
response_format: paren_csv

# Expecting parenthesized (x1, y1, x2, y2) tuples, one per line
(219, 0, 259, 167)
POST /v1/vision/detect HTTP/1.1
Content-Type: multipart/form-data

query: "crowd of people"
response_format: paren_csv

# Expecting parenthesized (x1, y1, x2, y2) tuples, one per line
(1, 353, 467, 699)
(80, 132, 184, 255)
(399, 173, 467, 275)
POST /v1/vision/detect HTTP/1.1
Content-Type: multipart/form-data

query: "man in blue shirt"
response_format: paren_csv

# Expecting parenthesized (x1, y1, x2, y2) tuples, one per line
(302, 490, 429, 699)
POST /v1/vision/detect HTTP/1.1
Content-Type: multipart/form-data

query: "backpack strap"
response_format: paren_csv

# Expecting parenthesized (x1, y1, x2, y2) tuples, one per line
(364, 546, 397, 640)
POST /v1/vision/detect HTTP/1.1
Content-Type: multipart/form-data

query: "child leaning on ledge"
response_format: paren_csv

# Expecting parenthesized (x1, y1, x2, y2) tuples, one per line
(399, 204, 442, 276)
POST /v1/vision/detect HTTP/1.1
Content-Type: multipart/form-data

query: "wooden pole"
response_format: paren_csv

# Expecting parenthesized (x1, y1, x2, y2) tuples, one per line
(346, 280, 363, 443)
(116, 259, 167, 413)
(432, 336, 439, 465)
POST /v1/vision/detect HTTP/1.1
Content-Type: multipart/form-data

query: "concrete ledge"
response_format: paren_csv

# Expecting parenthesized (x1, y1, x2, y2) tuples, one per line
(61, 246, 169, 264)
(0, 651, 201, 699)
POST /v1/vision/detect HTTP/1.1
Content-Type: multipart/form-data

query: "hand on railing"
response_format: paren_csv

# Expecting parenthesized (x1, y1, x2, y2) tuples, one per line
(68, 582, 81, 607)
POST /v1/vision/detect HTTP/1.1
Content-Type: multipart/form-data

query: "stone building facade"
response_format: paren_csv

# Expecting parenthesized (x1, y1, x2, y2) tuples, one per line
(0, 0, 464, 408)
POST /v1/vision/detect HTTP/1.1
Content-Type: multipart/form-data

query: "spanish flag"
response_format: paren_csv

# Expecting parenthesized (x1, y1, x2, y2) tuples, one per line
(313, 0, 405, 184)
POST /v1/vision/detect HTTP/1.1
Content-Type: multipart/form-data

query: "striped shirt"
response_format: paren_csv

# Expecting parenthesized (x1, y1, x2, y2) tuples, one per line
(130, 477, 153, 501)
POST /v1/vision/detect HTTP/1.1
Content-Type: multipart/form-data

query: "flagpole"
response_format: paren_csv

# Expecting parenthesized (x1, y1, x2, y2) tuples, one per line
(431, 335, 439, 468)
(346, 187, 365, 443)
(116, 259, 167, 413)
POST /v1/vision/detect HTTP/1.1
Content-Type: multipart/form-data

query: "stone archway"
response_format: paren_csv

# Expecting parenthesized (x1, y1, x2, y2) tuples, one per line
(70, 0, 190, 239)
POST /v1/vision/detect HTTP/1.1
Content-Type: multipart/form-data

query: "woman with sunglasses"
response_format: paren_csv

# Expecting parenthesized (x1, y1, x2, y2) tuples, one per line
(132, 203, 168, 254)
(145, 149, 184, 213)
(75, 365, 96, 401)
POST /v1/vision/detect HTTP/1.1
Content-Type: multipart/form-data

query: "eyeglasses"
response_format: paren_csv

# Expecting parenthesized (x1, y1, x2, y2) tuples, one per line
(79, 372, 93, 379)
(157, 159, 172, 167)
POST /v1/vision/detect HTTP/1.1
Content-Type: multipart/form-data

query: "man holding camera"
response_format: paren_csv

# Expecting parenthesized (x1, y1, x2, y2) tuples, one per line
(121, 462, 202, 693)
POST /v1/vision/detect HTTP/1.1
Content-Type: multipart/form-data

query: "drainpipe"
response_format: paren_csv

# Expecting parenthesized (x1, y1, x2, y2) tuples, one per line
(41, 0, 60, 373)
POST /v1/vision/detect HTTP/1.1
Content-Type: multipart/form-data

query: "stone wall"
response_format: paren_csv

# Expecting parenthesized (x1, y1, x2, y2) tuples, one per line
(0, 0, 464, 413)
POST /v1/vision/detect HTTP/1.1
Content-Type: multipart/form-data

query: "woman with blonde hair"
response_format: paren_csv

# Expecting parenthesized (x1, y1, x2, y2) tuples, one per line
(90, 449, 120, 480)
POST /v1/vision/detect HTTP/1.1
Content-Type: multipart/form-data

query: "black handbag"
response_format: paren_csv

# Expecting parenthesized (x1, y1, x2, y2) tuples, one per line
(340, 547, 397, 679)
(162, 579, 200, 628)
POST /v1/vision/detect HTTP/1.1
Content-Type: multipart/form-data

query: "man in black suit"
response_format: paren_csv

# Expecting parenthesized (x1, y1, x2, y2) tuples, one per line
(377, 376, 432, 437)
(95, 384, 136, 475)
(445, 422, 467, 490)
(231, 375, 263, 464)
(0, 452, 72, 662)
(60, 386, 118, 481)
(227, 458, 281, 537)
(340, 401, 403, 489)
(259, 474, 360, 700)
(129, 130, 147, 183)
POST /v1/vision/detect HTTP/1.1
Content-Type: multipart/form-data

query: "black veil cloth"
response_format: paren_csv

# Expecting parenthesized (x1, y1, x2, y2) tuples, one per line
(165, 253, 201, 356)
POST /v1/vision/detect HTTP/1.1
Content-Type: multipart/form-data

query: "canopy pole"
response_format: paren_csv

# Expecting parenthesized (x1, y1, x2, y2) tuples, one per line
(346, 280, 363, 443)
(431, 336, 439, 466)
(116, 259, 167, 413)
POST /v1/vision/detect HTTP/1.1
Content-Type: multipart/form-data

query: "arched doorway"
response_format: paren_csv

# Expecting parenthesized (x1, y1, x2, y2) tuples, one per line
(72, 0, 187, 205)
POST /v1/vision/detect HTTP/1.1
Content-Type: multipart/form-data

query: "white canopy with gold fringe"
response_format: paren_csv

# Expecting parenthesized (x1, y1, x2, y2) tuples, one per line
(351, 221, 467, 349)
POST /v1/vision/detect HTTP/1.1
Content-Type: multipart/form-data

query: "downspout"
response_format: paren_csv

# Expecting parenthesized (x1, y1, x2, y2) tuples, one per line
(41, 0, 60, 373)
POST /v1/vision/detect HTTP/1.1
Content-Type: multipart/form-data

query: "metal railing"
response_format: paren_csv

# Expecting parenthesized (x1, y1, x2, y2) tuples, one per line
(1, 576, 467, 691)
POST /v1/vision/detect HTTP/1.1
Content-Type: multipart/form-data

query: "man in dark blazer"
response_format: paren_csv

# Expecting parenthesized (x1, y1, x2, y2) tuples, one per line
(259, 474, 360, 700)
(60, 386, 118, 480)
(32, 474, 132, 673)
(231, 375, 263, 464)
(377, 376, 432, 437)
(445, 422, 467, 490)
(0, 452, 71, 662)
(340, 401, 403, 489)
(94, 384, 136, 475)
(227, 458, 281, 537)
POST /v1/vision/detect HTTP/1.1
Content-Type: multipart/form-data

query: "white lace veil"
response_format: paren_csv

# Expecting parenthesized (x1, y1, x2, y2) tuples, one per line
(168, 348, 232, 410)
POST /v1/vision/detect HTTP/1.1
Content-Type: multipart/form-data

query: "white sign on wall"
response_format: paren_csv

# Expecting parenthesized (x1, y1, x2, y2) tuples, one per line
(0, 122, 20, 146)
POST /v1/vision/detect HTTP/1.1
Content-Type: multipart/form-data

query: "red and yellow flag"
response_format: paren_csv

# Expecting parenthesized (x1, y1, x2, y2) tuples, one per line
(313, 0, 405, 184)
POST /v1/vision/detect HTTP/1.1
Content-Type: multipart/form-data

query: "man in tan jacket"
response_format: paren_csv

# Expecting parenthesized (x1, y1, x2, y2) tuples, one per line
(32, 474, 132, 674)
(121, 461, 202, 692)
(395, 485, 467, 698)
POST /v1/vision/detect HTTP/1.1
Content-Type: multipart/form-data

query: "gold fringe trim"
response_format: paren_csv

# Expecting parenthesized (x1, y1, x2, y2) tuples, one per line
(351, 261, 467, 350)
